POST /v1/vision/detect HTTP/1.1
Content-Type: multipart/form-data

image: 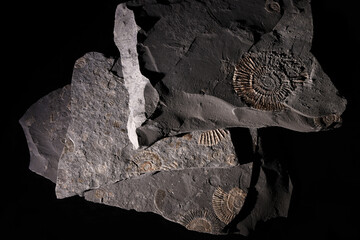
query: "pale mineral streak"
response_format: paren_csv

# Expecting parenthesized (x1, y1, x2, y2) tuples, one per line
(114, 4, 158, 149)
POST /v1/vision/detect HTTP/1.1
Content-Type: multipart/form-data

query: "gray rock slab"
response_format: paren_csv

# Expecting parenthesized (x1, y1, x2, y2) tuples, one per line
(19, 80, 292, 235)
(84, 164, 253, 235)
(17, 2, 299, 236)
(55, 52, 131, 198)
(124, 0, 346, 146)
(84, 159, 292, 236)
(54, 52, 241, 198)
(250, 0, 347, 118)
(234, 159, 293, 236)
(19, 85, 71, 182)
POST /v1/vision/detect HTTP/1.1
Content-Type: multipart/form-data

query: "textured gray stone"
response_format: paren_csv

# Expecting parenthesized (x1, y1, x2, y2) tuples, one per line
(84, 158, 292, 235)
(130, 0, 347, 146)
(19, 85, 71, 182)
(19, 82, 292, 234)
(54, 52, 240, 198)
(18, 0, 347, 237)
(55, 52, 131, 198)
(84, 164, 253, 235)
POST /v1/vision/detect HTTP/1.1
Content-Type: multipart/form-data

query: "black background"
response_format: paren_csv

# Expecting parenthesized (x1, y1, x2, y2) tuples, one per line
(6, 0, 359, 239)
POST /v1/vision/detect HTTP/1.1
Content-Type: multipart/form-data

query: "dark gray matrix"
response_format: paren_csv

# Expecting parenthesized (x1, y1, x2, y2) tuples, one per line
(19, 0, 346, 236)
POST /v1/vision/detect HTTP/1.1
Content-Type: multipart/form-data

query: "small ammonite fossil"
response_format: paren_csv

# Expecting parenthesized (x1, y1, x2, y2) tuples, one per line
(129, 150, 162, 174)
(74, 56, 87, 69)
(160, 160, 179, 171)
(198, 129, 229, 146)
(233, 52, 308, 111)
(265, 0, 281, 13)
(180, 209, 219, 234)
(212, 187, 247, 225)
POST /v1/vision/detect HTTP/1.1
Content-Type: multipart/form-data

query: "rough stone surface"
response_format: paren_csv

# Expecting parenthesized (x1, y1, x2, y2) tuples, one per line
(53, 53, 240, 198)
(84, 158, 292, 235)
(55, 52, 131, 198)
(83, 166, 253, 235)
(131, 0, 347, 145)
(18, 0, 347, 237)
(19, 85, 71, 182)
(114, 3, 158, 149)
(19, 82, 293, 234)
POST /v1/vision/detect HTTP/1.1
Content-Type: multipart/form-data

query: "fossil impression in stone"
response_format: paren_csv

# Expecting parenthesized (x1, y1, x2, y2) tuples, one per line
(313, 114, 342, 129)
(52, 52, 241, 199)
(128, 150, 163, 174)
(198, 129, 229, 146)
(154, 189, 167, 213)
(265, 0, 281, 13)
(19, 0, 348, 237)
(180, 209, 219, 234)
(212, 187, 247, 224)
(233, 52, 308, 111)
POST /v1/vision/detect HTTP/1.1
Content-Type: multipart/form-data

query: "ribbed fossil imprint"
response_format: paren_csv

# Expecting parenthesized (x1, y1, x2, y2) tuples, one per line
(129, 150, 162, 174)
(180, 209, 219, 234)
(212, 187, 247, 225)
(198, 129, 229, 146)
(265, 0, 281, 13)
(313, 114, 342, 129)
(233, 52, 308, 111)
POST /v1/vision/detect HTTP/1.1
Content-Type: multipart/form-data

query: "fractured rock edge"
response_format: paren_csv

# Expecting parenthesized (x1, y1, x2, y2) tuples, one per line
(19, 52, 293, 235)
(83, 159, 292, 236)
(130, 0, 347, 145)
(55, 52, 131, 198)
(19, 81, 292, 235)
(18, 0, 343, 235)
(24, 52, 240, 199)
(84, 165, 253, 235)
(114, 3, 159, 149)
(19, 85, 71, 182)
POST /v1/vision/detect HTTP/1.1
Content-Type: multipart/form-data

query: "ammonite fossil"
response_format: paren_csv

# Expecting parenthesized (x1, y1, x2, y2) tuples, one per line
(265, 0, 281, 13)
(198, 129, 229, 146)
(212, 187, 247, 225)
(233, 52, 308, 111)
(129, 150, 162, 174)
(180, 209, 219, 234)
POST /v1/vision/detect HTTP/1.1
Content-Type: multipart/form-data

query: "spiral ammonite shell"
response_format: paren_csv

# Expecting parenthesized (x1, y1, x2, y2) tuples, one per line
(265, 0, 281, 13)
(212, 187, 247, 225)
(129, 150, 162, 174)
(180, 209, 219, 233)
(233, 52, 308, 111)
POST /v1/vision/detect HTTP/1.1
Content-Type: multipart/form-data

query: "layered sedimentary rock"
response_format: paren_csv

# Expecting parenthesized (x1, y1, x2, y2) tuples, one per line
(19, 0, 346, 236)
